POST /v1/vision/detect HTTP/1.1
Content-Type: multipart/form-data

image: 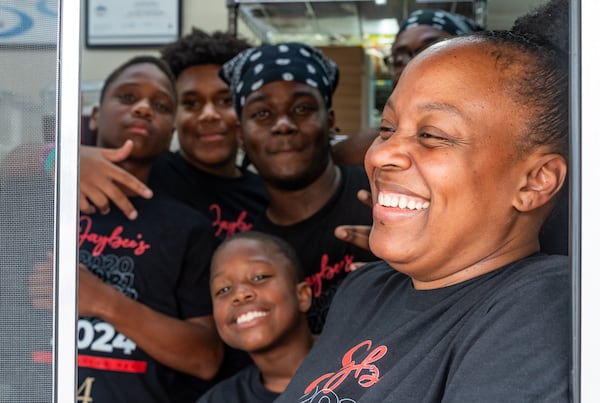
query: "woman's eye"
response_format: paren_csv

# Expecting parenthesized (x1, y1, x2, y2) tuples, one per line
(417, 131, 454, 148)
(418, 132, 439, 139)
(378, 126, 395, 140)
(418, 132, 447, 141)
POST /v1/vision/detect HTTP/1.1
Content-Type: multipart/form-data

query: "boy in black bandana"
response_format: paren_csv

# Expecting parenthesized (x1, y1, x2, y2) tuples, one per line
(219, 43, 378, 335)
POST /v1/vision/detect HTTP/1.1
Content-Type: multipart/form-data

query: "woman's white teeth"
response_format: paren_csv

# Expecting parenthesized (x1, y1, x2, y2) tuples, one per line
(236, 311, 267, 324)
(378, 193, 430, 210)
(383, 193, 397, 207)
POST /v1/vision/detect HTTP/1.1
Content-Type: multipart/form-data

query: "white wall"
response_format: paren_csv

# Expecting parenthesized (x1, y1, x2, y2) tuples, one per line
(81, 1, 255, 82)
(80, 0, 546, 83)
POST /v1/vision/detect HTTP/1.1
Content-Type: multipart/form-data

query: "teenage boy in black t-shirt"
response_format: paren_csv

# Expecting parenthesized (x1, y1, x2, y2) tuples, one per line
(78, 30, 268, 240)
(219, 43, 379, 334)
(74, 56, 222, 403)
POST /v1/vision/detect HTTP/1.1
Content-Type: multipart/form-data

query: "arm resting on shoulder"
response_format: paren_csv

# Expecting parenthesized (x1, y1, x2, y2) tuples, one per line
(78, 264, 224, 380)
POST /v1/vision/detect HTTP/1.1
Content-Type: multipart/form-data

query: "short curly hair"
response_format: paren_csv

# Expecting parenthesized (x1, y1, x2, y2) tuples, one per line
(160, 28, 253, 79)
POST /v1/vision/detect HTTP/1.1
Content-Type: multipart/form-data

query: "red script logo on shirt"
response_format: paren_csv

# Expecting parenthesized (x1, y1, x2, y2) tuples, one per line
(210, 203, 253, 238)
(79, 216, 151, 257)
(305, 254, 355, 298)
(304, 340, 388, 395)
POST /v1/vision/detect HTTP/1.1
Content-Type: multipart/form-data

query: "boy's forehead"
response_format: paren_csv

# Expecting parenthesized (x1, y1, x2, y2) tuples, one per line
(210, 237, 296, 278)
(245, 80, 324, 104)
(109, 64, 174, 95)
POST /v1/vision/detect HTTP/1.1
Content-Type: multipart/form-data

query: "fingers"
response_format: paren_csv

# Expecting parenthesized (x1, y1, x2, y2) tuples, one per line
(79, 193, 97, 215)
(334, 225, 372, 251)
(79, 180, 111, 215)
(105, 163, 153, 200)
(80, 143, 154, 220)
(102, 139, 134, 163)
(357, 189, 373, 208)
(81, 179, 139, 219)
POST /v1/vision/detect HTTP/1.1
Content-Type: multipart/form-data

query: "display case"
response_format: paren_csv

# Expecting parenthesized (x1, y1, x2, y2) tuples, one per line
(225, 0, 489, 133)
(225, 0, 488, 46)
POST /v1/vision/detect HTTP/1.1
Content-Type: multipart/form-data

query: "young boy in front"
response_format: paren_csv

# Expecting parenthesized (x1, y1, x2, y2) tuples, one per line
(197, 231, 314, 403)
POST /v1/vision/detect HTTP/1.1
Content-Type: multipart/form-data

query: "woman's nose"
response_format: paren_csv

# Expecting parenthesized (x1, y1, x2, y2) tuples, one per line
(365, 132, 413, 171)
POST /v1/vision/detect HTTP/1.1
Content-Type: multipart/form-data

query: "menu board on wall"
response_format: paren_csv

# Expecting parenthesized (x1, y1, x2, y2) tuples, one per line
(86, 0, 181, 47)
(0, 1, 58, 47)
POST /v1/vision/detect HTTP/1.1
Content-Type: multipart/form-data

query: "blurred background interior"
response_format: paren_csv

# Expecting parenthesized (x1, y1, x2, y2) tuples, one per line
(0, 0, 546, 156)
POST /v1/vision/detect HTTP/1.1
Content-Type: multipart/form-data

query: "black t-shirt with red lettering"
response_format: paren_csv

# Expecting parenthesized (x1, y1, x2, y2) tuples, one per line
(276, 255, 570, 403)
(148, 151, 269, 241)
(77, 196, 217, 403)
(253, 165, 378, 334)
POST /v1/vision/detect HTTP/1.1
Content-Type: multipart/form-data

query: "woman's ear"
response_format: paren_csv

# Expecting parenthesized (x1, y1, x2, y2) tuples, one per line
(296, 281, 313, 313)
(514, 153, 567, 212)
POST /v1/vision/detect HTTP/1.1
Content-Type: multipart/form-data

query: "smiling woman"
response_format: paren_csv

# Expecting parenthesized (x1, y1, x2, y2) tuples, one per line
(276, 0, 570, 401)
(368, 35, 566, 288)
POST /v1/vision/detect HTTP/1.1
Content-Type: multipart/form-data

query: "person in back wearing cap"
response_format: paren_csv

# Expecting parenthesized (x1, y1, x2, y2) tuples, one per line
(333, 9, 482, 167)
(386, 9, 483, 88)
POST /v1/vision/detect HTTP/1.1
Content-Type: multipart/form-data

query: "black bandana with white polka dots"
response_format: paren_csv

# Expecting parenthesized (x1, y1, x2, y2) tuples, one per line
(219, 42, 339, 116)
(398, 9, 482, 36)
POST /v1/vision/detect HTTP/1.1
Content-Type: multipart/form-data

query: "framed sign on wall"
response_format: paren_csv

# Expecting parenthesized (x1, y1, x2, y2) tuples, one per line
(86, 0, 181, 48)
(0, 1, 58, 47)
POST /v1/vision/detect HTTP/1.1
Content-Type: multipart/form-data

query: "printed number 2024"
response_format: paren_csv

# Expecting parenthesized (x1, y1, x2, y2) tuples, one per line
(78, 319, 136, 354)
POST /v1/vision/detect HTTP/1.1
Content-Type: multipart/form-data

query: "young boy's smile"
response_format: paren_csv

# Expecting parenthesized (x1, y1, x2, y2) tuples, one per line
(210, 237, 311, 354)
